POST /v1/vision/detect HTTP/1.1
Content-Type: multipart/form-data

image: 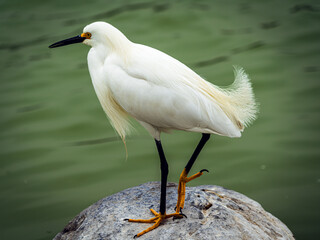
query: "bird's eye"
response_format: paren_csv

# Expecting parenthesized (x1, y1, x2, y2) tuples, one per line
(81, 32, 92, 39)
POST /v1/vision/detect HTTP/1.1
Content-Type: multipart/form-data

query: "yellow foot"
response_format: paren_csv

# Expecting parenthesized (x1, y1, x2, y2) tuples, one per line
(124, 209, 184, 238)
(175, 168, 209, 213)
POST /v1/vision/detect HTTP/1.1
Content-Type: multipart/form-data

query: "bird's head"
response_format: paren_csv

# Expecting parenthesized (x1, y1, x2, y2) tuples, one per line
(49, 21, 129, 49)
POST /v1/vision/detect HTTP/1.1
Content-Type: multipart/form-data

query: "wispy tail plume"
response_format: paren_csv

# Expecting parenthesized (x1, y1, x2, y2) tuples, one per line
(225, 66, 259, 129)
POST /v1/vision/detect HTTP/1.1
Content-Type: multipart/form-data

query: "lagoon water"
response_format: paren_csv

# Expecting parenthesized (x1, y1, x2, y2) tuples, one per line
(0, 0, 319, 239)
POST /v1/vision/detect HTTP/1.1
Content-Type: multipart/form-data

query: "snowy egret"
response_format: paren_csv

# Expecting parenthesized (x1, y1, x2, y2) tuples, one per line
(49, 21, 258, 238)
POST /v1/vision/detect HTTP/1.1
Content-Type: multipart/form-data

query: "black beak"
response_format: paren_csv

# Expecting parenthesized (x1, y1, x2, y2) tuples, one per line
(49, 35, 86, 48)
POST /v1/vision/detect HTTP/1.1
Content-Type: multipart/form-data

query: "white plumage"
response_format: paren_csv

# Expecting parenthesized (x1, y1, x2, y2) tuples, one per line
(83, 22, 257, 142)
(49, 21, 259, 238)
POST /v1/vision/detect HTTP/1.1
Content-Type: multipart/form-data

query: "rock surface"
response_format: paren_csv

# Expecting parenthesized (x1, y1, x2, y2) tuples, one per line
(54, 182, 294, 240)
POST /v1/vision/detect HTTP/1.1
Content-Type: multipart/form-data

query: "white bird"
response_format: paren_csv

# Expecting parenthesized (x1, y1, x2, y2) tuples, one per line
(49, 21, 258, 238)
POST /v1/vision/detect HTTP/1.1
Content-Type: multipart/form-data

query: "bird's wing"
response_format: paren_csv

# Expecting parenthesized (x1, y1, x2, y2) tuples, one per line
(104, 46, 240, 138)
(126, 44, 201, 88)
(105, 62, 202, 131)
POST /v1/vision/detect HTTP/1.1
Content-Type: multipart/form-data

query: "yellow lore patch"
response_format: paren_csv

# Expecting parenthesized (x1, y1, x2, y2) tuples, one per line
(81, 32, 91, 39)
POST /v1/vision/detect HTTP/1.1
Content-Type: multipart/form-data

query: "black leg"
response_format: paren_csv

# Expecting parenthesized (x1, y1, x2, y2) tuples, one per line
(185, 133, 210, 174)
(125, 139, 183, 238)
(155, 139, 169, 215)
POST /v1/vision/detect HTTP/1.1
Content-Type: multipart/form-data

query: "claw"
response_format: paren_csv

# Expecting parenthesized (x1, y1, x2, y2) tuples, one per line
(179, 208, 184, 215)
(178, 208, 187, 218)
(124, 218, 129, 221)
(172, 215, 182, 220)
(200, 169, 209, 173)
(172, 212, 187, 220)
(133, 234, 137, 239)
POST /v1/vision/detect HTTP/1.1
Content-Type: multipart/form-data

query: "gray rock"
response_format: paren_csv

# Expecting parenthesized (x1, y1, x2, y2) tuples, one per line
(53, 182, 294, 240)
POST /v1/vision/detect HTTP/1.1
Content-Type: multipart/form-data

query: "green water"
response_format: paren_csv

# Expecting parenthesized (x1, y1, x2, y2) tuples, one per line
(1, 0, 319, 239)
